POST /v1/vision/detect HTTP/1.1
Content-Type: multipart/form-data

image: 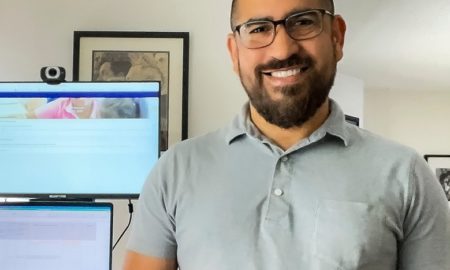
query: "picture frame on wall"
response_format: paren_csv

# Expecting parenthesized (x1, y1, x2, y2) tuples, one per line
(424, 154, 450, 200)
(344, 114, 360, 127)
(73, 31, 189, 151)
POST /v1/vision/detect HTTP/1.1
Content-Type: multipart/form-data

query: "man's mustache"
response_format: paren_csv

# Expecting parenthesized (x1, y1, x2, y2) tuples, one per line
(255, 54, 313, 73)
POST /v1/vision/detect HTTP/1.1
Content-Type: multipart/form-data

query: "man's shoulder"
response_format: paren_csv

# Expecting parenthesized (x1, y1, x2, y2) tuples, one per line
(161, 128, 230, 160)
(347, 125, 419, 161)
(149, 128, 234, 189)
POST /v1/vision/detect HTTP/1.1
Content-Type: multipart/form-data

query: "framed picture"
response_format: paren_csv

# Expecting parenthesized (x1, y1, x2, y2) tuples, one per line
(73, 31, 189, 151)
(424, 154, 450, 200)
(344, 114, 359, 127)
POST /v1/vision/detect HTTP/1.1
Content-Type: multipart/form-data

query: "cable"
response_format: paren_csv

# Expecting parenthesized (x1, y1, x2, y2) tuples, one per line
(112, 199, 134, 251)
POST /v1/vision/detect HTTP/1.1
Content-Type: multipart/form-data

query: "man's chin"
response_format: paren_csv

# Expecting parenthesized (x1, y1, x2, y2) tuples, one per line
(265, 83, 309, 101)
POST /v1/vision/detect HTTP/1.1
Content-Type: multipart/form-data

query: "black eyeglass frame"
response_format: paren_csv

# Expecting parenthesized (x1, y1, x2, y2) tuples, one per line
(233, 9, 334, 49)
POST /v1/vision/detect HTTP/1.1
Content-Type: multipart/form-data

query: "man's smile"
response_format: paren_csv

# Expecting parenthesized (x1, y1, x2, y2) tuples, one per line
(261, 64, 309, 77)
(261, 65, 310, 86)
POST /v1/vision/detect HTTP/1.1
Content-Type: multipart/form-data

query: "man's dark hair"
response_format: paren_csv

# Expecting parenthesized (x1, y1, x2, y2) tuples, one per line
(230, 0, 335, 29)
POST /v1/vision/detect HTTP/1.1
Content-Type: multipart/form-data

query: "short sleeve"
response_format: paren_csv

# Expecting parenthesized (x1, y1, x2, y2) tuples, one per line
(126, 157, 177, 259)
(398, 155, 450, 269)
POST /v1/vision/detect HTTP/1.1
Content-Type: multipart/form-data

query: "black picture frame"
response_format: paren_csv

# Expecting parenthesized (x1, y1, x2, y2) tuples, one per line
(345, 114, 360, 127)
(73, 31, 189, 150)
(424, 154, 450, 200)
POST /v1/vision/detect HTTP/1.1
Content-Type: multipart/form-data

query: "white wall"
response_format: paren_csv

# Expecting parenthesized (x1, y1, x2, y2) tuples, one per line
(364, 88, 450, 155)
(331, 73, 365, 127)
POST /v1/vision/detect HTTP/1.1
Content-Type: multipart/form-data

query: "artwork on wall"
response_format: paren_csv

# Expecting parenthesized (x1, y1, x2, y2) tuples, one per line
(73, 31, 189, 150)
(344, 114, 360, 127)
(424, 154, 450, 200)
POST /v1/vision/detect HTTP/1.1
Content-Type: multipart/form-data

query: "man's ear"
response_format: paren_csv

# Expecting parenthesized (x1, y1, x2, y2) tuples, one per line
(332, 15, 346, 61)
(227, 33, 240, 74)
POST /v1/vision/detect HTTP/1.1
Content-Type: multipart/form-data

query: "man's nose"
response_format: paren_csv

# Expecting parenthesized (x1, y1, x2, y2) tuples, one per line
(267, 26, 301, 60)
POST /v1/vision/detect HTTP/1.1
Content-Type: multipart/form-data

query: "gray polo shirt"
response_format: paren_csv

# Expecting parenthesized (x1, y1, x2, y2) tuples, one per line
(128, 100, 450, 270)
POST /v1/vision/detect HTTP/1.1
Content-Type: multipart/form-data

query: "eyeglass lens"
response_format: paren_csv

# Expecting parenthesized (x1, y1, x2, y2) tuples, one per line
(239, 10, 324, 48)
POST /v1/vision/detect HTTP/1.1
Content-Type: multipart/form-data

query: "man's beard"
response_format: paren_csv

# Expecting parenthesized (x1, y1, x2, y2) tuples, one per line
(238, 54, 336, 129)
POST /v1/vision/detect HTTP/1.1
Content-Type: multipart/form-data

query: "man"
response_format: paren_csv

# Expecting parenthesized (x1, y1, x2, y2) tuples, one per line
(124, 0, 450, 269)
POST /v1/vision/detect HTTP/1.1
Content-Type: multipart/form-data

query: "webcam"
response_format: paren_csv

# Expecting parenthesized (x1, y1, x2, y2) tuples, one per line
(40, 66, 66, 84)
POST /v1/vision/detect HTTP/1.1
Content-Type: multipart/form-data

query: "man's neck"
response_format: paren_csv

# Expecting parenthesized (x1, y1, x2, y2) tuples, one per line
(249, 99, 330, 151)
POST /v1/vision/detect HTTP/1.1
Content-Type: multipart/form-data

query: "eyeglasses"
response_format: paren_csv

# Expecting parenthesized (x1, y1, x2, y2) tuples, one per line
(233, 9, 334, 49)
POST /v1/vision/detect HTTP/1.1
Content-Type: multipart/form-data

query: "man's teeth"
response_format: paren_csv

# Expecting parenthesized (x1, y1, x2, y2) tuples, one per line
(270, 68, 302, 78)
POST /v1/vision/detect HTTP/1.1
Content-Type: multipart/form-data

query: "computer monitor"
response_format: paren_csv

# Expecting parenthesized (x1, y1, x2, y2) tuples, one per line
(0, 202, 113, 270)
(0, 81, 160, 199)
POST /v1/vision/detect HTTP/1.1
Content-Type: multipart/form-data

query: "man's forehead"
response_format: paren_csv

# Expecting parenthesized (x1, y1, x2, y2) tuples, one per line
(235, 0, 325, 21)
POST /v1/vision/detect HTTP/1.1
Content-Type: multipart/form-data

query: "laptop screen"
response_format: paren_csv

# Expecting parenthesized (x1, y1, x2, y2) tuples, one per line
(0, 202, 113, 270)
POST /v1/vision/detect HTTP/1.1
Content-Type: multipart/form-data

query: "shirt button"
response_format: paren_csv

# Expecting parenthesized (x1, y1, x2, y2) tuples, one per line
(281, 156, 289, 162)
(273, 188, 284, 196)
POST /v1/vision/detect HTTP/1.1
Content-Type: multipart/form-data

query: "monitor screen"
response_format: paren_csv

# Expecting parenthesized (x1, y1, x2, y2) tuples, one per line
(0, 202, 113, 270)
(0, 81, 159, 199)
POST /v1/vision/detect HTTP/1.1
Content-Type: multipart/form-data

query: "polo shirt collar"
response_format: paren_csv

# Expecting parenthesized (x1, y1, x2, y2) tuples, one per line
(312, 99, 350, 147)
(224, 103, 249, 143)
(225, 99, 350, 147)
